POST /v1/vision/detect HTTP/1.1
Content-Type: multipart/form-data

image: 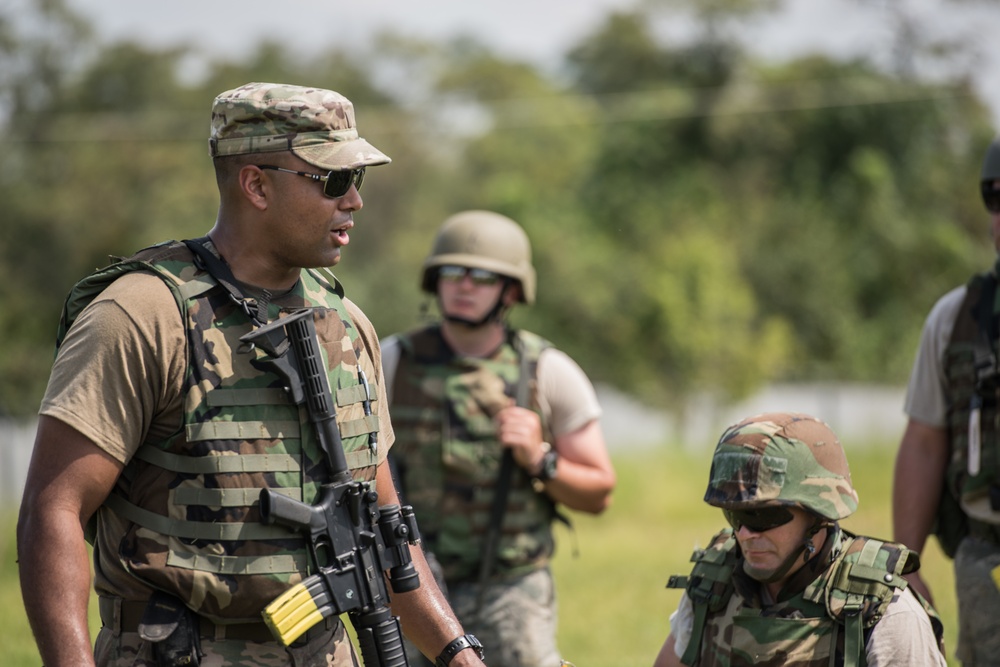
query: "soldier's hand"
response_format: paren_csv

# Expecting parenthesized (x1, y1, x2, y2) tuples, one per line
(494, 405, 547, 474)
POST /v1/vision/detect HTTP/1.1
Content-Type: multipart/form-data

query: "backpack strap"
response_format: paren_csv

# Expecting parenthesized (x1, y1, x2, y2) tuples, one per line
(476, 329, 556, 607)
(824, 534, 924, 667)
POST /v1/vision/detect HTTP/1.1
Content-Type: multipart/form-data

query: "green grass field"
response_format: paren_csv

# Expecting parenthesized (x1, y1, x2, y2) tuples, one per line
(0, 444, 960, 666)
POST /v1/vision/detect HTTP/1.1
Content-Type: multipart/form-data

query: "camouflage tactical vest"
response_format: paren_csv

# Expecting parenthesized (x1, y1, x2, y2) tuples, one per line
(667, 528, 943, 667)
(57, 240, 380, 622)
(388, 325, 555, 582)
(940, 260, 1000, 554)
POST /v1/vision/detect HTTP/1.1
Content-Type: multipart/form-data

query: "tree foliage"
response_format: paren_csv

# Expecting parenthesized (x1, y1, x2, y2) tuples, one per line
(0, 0, 995, 417)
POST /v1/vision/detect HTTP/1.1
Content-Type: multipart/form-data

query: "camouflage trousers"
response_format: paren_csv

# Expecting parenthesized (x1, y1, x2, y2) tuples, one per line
(405, 565, 566, 667)
(955, 536, 1000, 666)
(93, 618, 359, 667)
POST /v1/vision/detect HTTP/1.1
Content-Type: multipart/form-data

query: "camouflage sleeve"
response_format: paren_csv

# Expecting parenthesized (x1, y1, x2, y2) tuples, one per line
(344, 298, 395, 458)
(536, 347, 602, 437)
(903, 285, 965, 427)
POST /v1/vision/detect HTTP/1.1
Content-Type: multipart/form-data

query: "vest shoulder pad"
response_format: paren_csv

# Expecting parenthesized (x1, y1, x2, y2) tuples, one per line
(511, 329, 553, 359)
(824, 533, 918, 628)
(56, 240, 194, 351)
(667, 528, 737, 613)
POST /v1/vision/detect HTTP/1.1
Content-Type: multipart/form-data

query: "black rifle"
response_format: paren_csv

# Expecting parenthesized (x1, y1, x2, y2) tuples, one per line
(241, 309, 420, 666)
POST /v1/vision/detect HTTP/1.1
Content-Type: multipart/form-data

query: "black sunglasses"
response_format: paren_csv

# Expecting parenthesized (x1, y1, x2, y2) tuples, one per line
(438, 265, 503, 287)
(723, 506, 795, 533)
(257, 164, 365, 199)
(982, 182, 1000, 214)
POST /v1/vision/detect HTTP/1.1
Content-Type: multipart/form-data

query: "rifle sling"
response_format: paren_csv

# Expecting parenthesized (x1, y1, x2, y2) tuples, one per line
(476, 332, 533, 603)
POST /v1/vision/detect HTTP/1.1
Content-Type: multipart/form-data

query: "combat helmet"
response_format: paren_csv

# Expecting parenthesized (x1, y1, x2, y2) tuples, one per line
(982, 136, 1000, 184)
(704, 412, 858, 522)
(421, 210, 536, 304)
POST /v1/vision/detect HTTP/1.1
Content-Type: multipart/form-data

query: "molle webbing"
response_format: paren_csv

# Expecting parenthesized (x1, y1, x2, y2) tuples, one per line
(670, 530, 921, 667)
(389, 325, 556, 581)
(61, 239, 381, 621)
(666, 530, 738, 666)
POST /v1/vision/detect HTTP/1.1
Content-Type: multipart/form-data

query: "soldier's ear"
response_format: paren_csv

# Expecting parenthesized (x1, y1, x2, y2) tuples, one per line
(239, 165, 270, 211)
(502, 282, 521, 306)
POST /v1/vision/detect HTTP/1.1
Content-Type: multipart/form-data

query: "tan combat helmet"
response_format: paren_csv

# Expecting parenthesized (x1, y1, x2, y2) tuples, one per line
(704, 412, 859, 522)
(421, 210, 536, 304)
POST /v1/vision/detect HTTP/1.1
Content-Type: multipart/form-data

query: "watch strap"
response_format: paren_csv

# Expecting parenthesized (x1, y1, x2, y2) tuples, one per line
(535, 446, 559, 482)
(435, 633, 484, 667)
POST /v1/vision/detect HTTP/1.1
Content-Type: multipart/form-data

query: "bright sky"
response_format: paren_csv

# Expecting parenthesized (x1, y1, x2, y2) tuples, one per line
(49, 0, 1000, 127)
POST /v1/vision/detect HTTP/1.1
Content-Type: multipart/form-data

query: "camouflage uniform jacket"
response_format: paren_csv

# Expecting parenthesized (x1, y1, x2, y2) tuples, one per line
(57, 239, 380, 622)
(668, 527, 942, 667)
(940, 258, 1000, 553)
(388, 324, 556, 582)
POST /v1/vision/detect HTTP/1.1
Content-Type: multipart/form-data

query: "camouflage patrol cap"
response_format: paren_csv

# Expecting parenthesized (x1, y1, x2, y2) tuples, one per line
(704, 412, 858, 521)
(208, 82, 390, 170)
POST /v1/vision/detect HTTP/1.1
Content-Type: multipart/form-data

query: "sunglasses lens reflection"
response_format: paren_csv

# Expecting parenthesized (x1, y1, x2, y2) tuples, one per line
(324, 168, 365, 198)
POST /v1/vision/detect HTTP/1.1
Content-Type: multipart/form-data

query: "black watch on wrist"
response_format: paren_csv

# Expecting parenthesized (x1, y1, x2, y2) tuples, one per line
(534, 444, 559, 482)
(435, 633, 485, 667)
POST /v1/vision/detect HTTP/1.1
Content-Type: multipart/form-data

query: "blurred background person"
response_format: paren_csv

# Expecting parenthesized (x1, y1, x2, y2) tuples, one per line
(894, 135, 1000, 666)
(381, 210, 616, 667)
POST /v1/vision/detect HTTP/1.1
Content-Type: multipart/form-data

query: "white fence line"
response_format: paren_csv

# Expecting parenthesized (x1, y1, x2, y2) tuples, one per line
(0, 419, 36, 506)
(596, 382, 908, 452)
(0, 383, 909, 505)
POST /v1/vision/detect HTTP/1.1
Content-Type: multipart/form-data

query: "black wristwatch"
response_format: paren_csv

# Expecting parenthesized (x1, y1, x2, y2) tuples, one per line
(435, 633, 485, 666)
(534, 442, 559, 482)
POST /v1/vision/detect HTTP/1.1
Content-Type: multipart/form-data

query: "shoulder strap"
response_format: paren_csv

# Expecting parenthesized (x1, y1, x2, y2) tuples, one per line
(183, 237, 268, 327)
(665, 530, 738, 666)
(476, 329, 552, 606)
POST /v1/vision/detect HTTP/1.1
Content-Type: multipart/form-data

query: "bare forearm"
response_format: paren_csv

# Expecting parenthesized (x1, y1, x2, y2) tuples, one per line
(377, 462, 482, 666)
(532, 420, 615, 514)
(653, 634, 682, 667)
(539, 458, 615, 514)
(390, 550, 466, 661)
(18, 418, 124, 667)
(18, 507, 96, 667)
(892, 419, 949, 552)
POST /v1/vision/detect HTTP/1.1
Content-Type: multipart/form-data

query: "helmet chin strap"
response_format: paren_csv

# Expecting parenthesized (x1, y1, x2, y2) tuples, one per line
(440, 280, 512, 328)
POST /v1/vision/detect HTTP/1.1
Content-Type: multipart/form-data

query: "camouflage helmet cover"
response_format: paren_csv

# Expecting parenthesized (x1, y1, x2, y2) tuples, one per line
(704, 412, 858, 521)
(208, 82, 391, 170)
(421, 210, 536, 304)
(982, 136, 1000, 183)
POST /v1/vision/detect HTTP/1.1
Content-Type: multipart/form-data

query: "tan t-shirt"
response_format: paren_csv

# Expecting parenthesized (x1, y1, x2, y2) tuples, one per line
(903, 285, 966, 428)
(40, 269, 395, 465)
(40, 268, 395, 611)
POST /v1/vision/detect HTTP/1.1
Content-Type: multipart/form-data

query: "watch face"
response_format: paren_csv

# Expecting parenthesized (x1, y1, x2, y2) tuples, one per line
(541, 449, 558, 480)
